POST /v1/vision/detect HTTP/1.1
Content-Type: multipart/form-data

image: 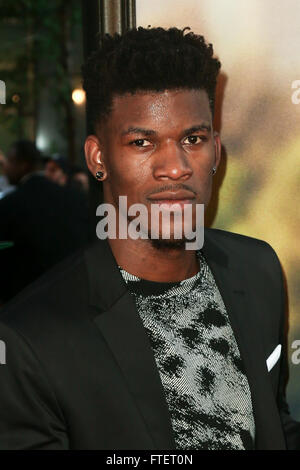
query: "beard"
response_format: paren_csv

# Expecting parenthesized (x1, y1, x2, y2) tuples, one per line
(149, 237, 187, 250)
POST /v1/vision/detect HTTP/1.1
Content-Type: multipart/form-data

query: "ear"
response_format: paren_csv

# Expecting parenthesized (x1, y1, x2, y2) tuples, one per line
(213, 131, 222, 170)
(84, 135, 107, 181)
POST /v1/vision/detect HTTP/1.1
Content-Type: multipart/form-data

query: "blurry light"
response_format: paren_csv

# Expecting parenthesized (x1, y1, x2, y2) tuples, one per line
(12, 94, 20, 103)
(72, 88, 85, 105)
(36, 133, 48, 151)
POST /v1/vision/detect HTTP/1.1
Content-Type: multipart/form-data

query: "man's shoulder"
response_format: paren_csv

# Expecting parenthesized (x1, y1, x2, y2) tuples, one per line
(0, 246, 88, 335)
(205, 226, 269, 246)
(0, 245, 97, 388)
(205, 227, 277, 256)
(0, 176, 52, 208)
(204, 227, 282, 274)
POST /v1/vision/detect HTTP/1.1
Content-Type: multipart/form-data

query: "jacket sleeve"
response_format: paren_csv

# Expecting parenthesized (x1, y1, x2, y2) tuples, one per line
(276, 258, 300, 450)
(0, 321, 69, 449)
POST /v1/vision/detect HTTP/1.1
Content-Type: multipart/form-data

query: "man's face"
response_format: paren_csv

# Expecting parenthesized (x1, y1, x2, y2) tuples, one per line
(45, 161, 67, 186)
(85, 89, 221, 246)
(4, 148, 26, 185)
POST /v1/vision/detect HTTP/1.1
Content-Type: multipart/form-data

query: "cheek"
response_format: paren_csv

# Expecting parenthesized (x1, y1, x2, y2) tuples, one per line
(199, 176, 214, 209)
(105, 168, 144, 209)
(106, 148, 149, 189)
(193, 166, 214, 206)
(204, 182, 213, 206)
(195, 145, 215, 177)
(201, 145, 215, 167)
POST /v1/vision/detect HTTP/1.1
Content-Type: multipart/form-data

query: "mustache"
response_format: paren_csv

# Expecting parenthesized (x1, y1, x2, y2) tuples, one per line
(147, 183, 196, 197)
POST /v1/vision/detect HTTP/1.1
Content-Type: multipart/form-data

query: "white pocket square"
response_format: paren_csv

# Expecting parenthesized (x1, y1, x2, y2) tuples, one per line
(266, 344, 282, 372)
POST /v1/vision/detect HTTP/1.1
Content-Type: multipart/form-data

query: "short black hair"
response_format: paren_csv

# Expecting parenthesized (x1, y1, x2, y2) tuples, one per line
(82, 26, 221, 131)
(10, 140, 41, 167)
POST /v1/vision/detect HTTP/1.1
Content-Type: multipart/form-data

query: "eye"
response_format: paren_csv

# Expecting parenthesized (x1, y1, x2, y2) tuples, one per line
(183, 135, 206, 145)
(130, 139, 151, 147)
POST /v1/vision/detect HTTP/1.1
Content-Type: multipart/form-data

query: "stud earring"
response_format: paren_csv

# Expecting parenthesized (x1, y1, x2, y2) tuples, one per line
(212, 166, 217, 175)
(95, 171, 104, 180)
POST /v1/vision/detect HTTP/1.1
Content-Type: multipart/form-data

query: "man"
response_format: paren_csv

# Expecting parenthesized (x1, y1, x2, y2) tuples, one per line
(44, 154, 70, 187)
(0, 140, 90, 303)
(68, 165, 89, 194)
(0, 27, 299, 450)
(44, 155, 89, 194)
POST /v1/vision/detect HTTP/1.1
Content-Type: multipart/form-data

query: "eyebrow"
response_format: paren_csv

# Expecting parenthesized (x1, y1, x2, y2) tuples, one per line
(121, 127, 156, 137)
(183, 124, 212, 134)
(121, 123, 212, 137)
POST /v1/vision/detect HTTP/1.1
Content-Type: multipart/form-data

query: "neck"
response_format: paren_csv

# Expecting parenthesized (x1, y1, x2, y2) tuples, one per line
(108, 237, 199, 282)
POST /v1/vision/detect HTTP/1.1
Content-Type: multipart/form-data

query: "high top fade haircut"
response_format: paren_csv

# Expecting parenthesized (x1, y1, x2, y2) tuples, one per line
(82, 26, 221, 132)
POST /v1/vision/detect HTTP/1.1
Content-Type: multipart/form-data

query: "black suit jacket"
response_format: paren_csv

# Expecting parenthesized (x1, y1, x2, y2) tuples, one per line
(0, 173, 90, 302)
(0, 228, 299, 450)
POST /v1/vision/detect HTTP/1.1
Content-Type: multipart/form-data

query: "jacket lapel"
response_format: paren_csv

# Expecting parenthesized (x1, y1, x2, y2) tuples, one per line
(84, 239, 176, 450)
(202, 230, 286, 449)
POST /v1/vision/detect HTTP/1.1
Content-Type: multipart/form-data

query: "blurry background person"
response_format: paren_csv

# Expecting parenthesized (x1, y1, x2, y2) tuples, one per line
(44, 155, 89, 195)
(68, 165, 89, 194)
(44, 154, 70, 186)
(0, 139, 90, 305)
(0, 149, 16, 200)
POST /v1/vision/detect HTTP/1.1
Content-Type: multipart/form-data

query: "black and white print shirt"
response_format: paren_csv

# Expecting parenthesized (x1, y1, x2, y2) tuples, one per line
(118, 250, 255, 450)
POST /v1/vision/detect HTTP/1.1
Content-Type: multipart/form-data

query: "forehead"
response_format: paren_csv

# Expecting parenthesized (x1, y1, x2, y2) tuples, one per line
(104, 89, 212, 132)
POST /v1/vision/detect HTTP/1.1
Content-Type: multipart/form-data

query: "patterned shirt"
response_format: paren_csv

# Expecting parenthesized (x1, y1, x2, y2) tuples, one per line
(118, 250, 255, 450)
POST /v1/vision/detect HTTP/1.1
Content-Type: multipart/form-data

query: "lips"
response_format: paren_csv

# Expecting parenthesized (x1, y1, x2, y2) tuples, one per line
(148, 190, 195, 201)
(147, 190, 196, 211)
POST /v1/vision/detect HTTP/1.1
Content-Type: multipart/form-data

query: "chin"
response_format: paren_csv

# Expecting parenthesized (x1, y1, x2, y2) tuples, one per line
(150, 238, 186, 250)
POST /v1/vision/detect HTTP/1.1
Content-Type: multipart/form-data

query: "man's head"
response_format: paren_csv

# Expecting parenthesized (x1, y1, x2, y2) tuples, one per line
(83, 27, 221, 248)
(4, 140, 41, 185)
(44, 155, 70, 186)
(82, 27, 220, 131)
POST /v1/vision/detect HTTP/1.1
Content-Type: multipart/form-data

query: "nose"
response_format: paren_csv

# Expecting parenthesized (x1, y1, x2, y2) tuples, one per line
(152, 141, 193, 181)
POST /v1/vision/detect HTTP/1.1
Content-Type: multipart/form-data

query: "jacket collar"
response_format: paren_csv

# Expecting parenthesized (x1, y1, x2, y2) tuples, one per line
(85, 229, 228, 311)
(85, 237, 128, 312)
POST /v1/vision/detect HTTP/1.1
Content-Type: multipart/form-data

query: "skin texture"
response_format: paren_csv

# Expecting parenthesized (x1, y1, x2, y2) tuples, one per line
(85, 89, 221, 282)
